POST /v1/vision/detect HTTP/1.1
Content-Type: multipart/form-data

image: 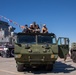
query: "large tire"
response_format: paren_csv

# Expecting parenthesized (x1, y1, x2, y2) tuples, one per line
(0, 53, 1, 56)
(16, 64, 24, 72)
(1, 51, 7, 58)
(10, 49, 14, 57)
(1, 50, 11, 58)
(7, 50, 11, 58)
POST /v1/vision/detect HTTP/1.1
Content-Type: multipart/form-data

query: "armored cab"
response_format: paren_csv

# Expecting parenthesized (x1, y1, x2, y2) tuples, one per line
(14, 32, 69, 72)
(70, 42, 76, 63)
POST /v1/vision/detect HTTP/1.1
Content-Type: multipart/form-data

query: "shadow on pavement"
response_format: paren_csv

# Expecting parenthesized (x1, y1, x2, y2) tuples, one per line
(24, 61, 76, 74)
(53, 61, 76, 73)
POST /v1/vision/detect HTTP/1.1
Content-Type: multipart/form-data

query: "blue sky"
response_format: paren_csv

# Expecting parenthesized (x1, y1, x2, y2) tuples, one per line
(0, 0, 76, 44)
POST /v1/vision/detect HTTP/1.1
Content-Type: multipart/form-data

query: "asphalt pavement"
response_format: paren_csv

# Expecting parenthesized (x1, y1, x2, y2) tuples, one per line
(0, 56, 76, 75)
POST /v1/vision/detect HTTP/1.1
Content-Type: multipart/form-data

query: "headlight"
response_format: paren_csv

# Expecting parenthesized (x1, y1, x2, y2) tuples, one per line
(15, 54, 22, 58)
(28, 49, 32, 52)
(51, 54, 55, 58)
(43, 49, 47, 52)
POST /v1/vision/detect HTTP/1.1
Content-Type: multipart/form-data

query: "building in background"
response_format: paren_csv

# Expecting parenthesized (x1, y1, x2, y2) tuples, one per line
(0, 20, 16, 44)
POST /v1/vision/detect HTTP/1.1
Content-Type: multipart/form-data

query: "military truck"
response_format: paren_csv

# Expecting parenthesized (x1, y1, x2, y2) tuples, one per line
(70, 42, 76, 63)
(14, 32, 69, 71)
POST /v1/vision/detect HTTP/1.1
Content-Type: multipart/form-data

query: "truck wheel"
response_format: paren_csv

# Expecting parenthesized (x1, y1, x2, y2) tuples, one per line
(17, 64, 24, 72)
(11, 49, 14, 57)
(6, 50, 11, 58)
(0, 53, 1, 56)
(1, 51, 7, 58)
(1, 51, 10, 58)
(46, 64, 53, 71)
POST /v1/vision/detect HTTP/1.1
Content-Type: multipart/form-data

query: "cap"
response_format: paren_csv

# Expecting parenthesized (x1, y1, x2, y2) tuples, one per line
(30, 24, 33, 26)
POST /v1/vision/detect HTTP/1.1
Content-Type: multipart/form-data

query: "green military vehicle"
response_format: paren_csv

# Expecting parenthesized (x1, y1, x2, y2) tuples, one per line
(14, 32, 69, 72)
(70, 42, 76, 63)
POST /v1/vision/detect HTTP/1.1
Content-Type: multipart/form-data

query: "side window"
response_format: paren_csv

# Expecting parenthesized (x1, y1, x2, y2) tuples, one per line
(58, 38, 64, 45)
(58, 38, 69, 45)
(52, 38, 56, 44)
(65, 39, 69, 45)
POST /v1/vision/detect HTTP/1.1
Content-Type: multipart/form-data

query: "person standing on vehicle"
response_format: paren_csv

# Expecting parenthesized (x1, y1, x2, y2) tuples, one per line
(29, 24, 34, 33)
(34, 24, 40, 33)
(22, 24, 29, 33)
(41, 24, 48, 33)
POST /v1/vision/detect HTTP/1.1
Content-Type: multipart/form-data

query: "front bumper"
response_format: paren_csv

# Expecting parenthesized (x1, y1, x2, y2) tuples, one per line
(15, 54, 58, 64)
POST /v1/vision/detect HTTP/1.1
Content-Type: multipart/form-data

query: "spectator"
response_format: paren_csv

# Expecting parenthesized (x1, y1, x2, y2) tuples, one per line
(22, 24, 29, 33)
(41, 24, 48, 33)
(29, 24, 34, 33)
(34, 24, 40, 33)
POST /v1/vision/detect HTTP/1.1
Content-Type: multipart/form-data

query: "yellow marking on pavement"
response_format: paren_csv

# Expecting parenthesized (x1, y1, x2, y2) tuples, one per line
(0, 69, 24, 75)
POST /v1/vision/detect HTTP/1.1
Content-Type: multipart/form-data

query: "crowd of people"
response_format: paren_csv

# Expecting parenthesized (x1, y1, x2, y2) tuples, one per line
(21, 22, 48, 33)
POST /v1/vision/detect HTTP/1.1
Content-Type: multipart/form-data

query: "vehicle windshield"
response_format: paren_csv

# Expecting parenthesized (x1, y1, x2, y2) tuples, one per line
(38, 35, 56, 44)
(17, 34, 56, 44)
(17, 35, 36, 44)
